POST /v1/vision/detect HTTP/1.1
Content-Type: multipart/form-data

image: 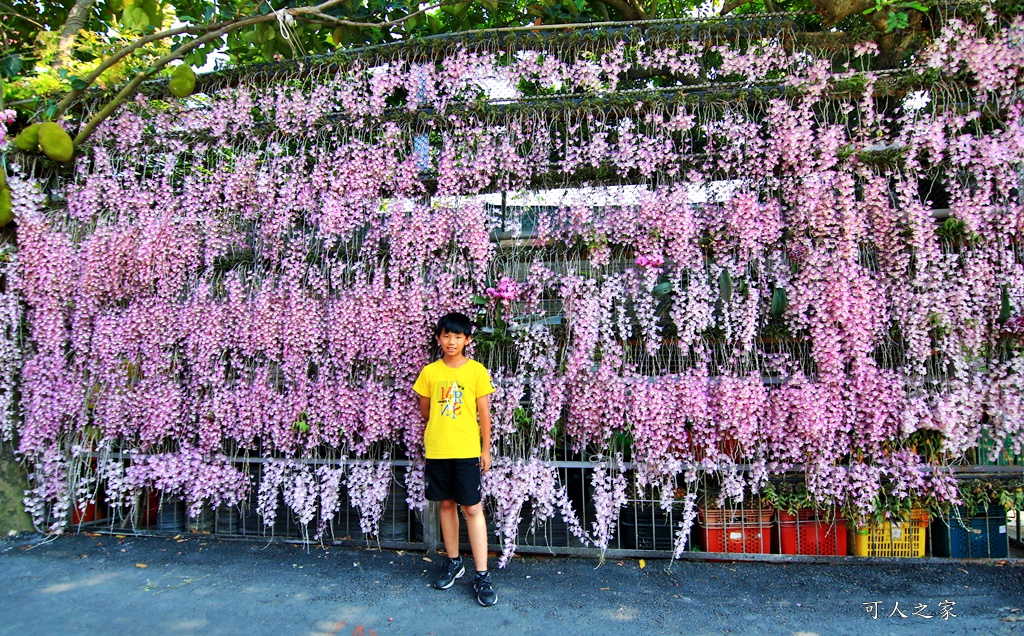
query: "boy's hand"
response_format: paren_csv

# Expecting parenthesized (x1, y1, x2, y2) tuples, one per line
(480, 451, 491, 474)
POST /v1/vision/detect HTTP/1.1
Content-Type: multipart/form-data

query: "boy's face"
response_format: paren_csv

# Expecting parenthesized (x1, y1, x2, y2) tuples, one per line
(437, 329, 471, 358)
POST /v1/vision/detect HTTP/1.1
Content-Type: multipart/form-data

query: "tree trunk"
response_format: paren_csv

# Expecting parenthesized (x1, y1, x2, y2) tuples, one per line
(52, 0, 96, 70)
(810, 0, 875, 27)
(596, 0, 646, 21)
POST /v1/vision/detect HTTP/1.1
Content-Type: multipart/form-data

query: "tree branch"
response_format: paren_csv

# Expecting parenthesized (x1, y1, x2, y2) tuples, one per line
(55, 24, 197, 119)
(305, 1, 447, 29)
(0, 1, 45, 28)
(719, 0, 750, 16)
(53, 0, 97, 70)
(627, 0, 649, 20)
(594, 0, 642, 21)
(68, 0, 456, 146)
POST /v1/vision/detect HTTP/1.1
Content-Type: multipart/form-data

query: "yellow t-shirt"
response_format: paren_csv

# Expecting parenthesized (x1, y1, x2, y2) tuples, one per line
(413, 359, 495, 459)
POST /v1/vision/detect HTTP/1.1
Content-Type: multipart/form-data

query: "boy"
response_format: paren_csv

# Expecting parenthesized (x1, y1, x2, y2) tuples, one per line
(413, 312, 497, 607)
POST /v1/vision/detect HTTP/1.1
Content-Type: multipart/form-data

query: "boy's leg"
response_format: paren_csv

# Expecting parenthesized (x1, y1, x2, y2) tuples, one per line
(439, 498, 460, 559)
(462, 502, 488, 573)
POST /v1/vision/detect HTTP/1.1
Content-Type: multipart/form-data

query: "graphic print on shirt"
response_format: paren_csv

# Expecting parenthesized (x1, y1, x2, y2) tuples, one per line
(439, 380, 465, 419)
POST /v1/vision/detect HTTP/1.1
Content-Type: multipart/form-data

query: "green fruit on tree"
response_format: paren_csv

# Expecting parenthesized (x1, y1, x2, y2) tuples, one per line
(37, 122, 74, 162)
(0, 186, 13, 228)
(13, 123, 41, 151)
(169, 64, 196, 98)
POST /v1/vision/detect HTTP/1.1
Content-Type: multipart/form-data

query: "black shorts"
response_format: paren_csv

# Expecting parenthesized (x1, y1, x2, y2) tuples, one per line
(425, 458, 482, 506)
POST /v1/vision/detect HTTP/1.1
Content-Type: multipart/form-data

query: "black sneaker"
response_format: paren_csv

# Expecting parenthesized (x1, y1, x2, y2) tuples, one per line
(474, 572, 497, 607)
(433, 556, 465, 590)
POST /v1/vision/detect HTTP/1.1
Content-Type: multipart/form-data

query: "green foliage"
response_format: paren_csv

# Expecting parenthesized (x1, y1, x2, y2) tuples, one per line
(862, 0, 930, 33)
(956, 479, 1024, 516)
(761, 481, 815, 516)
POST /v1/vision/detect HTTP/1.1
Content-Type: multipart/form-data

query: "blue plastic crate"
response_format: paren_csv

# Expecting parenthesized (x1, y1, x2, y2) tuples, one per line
(931, 506, 1008, 558)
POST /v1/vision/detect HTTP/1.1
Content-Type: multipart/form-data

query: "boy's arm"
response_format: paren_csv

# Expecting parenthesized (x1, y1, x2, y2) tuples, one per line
(477, 395, 492, 473)
(419, 395, 430, 422)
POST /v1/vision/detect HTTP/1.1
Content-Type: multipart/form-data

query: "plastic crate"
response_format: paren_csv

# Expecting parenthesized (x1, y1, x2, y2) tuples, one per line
(931, 506, 1008, 558)
(776, 510, 848, 556)
(697, 508, 773, 554)
(849, 509, 929, 557)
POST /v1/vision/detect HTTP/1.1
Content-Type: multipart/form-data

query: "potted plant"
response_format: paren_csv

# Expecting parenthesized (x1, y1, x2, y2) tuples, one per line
(763, 481, 847, 556)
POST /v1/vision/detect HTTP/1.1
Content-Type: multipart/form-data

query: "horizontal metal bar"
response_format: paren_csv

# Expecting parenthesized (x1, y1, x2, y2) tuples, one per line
(83, 451, 1024, 475)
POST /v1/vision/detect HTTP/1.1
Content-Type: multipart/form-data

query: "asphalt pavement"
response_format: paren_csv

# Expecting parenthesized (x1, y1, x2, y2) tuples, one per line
(1, 532, 1023, 635)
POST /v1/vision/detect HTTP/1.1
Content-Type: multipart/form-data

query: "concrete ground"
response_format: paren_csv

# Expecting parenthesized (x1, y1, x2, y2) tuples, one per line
(1, 532, 1023, 635)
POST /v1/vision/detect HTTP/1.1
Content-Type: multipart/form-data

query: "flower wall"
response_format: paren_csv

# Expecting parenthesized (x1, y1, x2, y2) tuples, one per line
(5, 12, 1024, 561)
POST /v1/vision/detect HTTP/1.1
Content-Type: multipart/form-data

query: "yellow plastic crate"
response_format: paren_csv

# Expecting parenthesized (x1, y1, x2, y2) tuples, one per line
(849, 509, 930, 557)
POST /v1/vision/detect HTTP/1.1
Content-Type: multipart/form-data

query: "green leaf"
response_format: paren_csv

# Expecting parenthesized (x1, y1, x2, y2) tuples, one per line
(1, 54, 23, 79)
(771, 287, 788, 317)
(122, 5, 151, 31)
(471, 294, 489, 305)
(69, 77, 89, 90)
(259, 24, 276, 43)
(719, 269, 733, 304)
(999, 285, 1011, 324)
(885, 11, 910, 32)
(653, 281, 674, 297)
(903, 1, 929, 11)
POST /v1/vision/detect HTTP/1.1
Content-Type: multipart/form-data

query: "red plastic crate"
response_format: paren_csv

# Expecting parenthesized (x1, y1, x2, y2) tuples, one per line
(697, 508, 773, 553)
(776, 510, 848, 555)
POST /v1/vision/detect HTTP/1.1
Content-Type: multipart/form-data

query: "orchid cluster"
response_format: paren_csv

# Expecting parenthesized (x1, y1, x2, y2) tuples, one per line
(485, 276, 521, 305)
(0, 109, 15, 148)
(4, 10, 1024, 559)
(482, 456, 586, 567)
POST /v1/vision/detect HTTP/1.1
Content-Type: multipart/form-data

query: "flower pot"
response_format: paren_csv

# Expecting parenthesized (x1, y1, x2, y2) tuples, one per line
(71, 500, 99, 525)
(186, 503, 215, 533)
(215, 504, 240, 535)
(139, 489, 161, 527)
(157, 496, 187, 533)
(620, 505, 674, 551)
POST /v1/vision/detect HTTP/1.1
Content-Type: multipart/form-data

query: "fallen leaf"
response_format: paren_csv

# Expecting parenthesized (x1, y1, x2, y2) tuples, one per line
(957, 567, 969, 575)
(600, 587, 610, 591)
(135, 563, 148, 568)
(115, 535, 126, 539)
(172, 535, 181, 540)
(639, 559, 646, 569)
(422, 557, 432, 562)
